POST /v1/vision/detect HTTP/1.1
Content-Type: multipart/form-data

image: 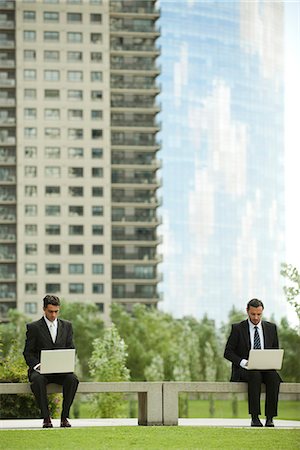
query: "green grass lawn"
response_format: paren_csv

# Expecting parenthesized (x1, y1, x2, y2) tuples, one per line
(1, 427, 300, 450)
(74, 398, 300, 421)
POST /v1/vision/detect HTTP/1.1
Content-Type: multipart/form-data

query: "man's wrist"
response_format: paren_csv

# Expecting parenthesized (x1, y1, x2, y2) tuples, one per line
(240, 359, 248, 368)
(33, 363, 41, 372)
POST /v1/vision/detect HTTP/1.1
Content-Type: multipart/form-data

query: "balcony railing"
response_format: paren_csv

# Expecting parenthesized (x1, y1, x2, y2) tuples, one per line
(112, 233, 157, 242)
(111, 119, 160, 129)
(111, 42, 160, 53)
(110, 22, 160, 34)
(111, 195, 162, 205)
(111, 80, 160, 90)
(112, 175, 159, 185)
(110, 1, 160, 15)
(111, 61, 160, 72)
(112, 214, 161, 224)
(112, 253, 161, 261)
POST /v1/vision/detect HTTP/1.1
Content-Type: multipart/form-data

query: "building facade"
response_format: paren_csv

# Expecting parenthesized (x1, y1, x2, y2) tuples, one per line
(0, 0, 161, 322)
(159, 0, 286, 323)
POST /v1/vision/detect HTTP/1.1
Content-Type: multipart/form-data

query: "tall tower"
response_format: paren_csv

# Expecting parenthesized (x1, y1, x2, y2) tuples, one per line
(0, 0, 161, 322)
(159, 0, 285, 323)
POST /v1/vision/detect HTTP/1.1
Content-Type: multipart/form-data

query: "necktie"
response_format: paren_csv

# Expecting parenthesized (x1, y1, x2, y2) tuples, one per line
(254, 326, 261, 349)
(49, 323, 56, 343)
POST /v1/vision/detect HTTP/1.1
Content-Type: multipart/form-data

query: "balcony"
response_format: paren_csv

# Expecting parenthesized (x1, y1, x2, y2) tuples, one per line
(111, 193, 161, 206)
(111, 157, 161, 169)
(110, 19, 160, 35)
(0, 116, 15, 126)
(110, 41, 160, 54)
(111, 118, 160, 129)
(112, 175, 160, 188)
(111, 79, 160, 91)
(0, 40, 15, 48)
(0, 284, 16, 300)
(111, 60, 160, 73)
(0, 207, 16, 222)
(112, 272, 162, 282)
(111, 231, 162, 244)
(112, 213, 161, 225)
(112, 251, 162, 262)
(110, 1, 160, 16)
(0, 59, 15, 68)
(0, 1, 15, 9)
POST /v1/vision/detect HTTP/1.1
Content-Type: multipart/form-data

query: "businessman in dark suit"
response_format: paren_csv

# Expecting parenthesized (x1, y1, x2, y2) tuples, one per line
(23, 295, 79, 428)
(224, 298, 282, 427)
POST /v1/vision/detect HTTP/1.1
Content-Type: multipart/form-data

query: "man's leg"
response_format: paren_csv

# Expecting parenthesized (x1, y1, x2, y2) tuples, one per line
(240, 369, 262, 416)
(61, 373, 79, 419)
(262, 371, 281, 418)
(29, 371, 50, 419)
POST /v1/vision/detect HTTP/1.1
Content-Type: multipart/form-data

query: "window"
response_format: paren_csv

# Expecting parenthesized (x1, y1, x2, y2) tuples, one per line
(91, 90, 102, 100)
(92, 283, 104, 294)
(90, 0, 102, 4)
(46, 244, 60, 254)
(45, 166, 61, 177)
(68, 128, 83, 139)
(24, 127, 37, 138)
(25, 283, 37, 294)
(24, 49, 36, 60)
(44, 31, 59, 41)
(44, 70, 60, 81)
(45, 205, 60, 216)
(23, 11, 36, 21)
(24, 108, 37, 119)
(91, 52, 102, 62)
(67, 12, 82, 22)
(69, 206, 83, 216)
(91, 71, 102, 82)
(25, 263, 37, 275)
(44, 109, 60, 120)
(92, 244, 103, 255)
(25, 302, 37, 314)
(92, 148, 103, 158)
(25, 185, 37, 196)
(68, 90, 83, 100)
(45, 186, 60, 196)
(45, 283, 61, 293)
(90, 13, 102, 23)
(91, 110, 103, 120)
(25, 243, 37, 255)
(67, 32, 82, 43)
(44, 50, 59, 61)
(45, 89, 60, 99)
(92, 263, 104, 274)
(92, 225, 104, 235)
(24, 89, 36, 99)
(25, 166, 37, 177)
(25, 146, 37, 158)
(92, 129, 103, 140)
(24, 69, 36, 80)
(45, 264, 60, 274)
(68, 109, 83, 120)
(67, 71, 83, 82)
(69, 264, 84, 274)
(45, 147, 60, 158)
(68, 167, 83, 177)
(69, 283, 84, 294)
(25, 205, 37, 216)
(69, 225, 84, 235)
(67, 51, 82, 62)
(92, 187, 103, 197)
(92, 206, 103, 216)
(92, 167, 103, 177)
(69, 186, 83, 197)
(25, 224, 37, 236)
(24, 30, 36, 41)
(45, 224, 60, 235)
(68, 147, 84, 158)
(91, 33, 102, 44)
(69, 244, 84, 255)
(45, 128, 60, 138)
(43, 11, 59, 22)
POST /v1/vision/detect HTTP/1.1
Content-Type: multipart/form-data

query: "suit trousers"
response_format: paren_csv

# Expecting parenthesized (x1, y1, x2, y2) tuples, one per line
(30, 371, 79, 419)
(239, 369, 281, 417)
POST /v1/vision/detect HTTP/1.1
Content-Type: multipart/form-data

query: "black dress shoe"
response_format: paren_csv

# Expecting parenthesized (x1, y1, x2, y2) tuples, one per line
(251, 417, 263, 427)
(265, 417, 274, 427)
(60, 418, 72, 428)
(43, 417, 53, 428)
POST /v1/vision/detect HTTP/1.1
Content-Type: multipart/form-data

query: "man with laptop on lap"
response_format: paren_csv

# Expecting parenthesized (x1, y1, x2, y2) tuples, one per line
(23, 295, 79, 428)
(224, 298, 283, 427)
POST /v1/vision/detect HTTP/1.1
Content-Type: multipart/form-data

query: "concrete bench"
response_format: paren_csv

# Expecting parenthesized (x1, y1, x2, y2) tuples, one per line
(0, 381, 163, 426)
(162, 382, 300, 425)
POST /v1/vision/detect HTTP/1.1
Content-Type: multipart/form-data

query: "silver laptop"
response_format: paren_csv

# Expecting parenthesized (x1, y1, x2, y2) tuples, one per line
(40, 349, 76, 374)
(246, 349, 284, 370)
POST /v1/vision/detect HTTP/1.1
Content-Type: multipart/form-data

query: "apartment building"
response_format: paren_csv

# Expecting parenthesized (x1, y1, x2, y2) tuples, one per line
(0, 0, 162, 322)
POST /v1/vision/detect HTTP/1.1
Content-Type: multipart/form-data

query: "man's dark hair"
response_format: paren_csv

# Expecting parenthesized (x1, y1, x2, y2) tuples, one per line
(43, 294, 60, 308)
(247, 298, 264, 310)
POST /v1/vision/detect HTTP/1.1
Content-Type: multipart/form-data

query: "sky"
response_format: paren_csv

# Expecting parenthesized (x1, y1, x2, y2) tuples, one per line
(285, 1, 300, 270)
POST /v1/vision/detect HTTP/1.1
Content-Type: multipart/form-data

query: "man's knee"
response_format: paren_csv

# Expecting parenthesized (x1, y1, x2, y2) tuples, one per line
(64, 373, 79, 387)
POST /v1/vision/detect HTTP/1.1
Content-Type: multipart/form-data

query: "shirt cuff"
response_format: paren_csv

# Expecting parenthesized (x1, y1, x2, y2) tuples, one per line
(33, 363, 41, 371)
(240, 359, 248, 369)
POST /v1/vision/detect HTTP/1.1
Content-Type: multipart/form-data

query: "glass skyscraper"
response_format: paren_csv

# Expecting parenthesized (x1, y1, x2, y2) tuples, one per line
(159, 0, 285, 323)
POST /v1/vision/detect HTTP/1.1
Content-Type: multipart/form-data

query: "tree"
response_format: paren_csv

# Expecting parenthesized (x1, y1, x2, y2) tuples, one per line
(281, 263, 300, 321)
(89, 324, 130, 417)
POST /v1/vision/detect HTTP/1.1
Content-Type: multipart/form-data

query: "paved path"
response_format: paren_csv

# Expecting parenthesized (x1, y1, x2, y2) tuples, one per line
(1, 418, 299, 430)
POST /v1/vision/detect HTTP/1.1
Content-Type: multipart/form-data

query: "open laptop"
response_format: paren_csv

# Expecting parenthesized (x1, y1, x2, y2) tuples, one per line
(246, 349, 284, 370)
(40, 349, 76, 374)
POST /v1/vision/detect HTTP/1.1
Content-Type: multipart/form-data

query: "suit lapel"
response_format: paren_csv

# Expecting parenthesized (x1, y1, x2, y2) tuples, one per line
(56, 319, 63, 345)
(241, 320, 251, 351)
(39, 317, 54, 345)
(262, 321, 270, 348)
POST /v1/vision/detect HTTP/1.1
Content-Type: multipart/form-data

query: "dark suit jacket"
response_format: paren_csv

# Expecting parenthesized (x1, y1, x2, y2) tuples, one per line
(23, 317, 75, 376)
(224, 319, 280, 381)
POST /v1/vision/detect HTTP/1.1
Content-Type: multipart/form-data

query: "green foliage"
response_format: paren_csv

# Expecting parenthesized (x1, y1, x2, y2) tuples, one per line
(89, 324, 130, 417)
(59, 301, 105, 379)
(0, 339, 60, 419)
(281, 263, 300, 320)
(278, 317, 300, 382)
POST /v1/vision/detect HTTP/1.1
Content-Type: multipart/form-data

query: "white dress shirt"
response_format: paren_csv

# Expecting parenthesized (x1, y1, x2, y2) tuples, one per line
(240, 320, 264, 368)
